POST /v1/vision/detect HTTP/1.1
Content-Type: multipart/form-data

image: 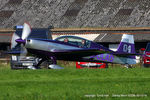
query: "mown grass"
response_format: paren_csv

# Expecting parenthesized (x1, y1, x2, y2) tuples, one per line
(0, 62, 150, 100)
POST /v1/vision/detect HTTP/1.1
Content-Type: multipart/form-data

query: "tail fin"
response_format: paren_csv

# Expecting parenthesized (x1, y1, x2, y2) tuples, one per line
(116, 34, 136, 65)
(117, 34, 135, 54)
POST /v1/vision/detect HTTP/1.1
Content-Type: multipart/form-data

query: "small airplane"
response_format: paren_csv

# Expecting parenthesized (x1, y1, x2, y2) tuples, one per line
(9, 22, 138, 69)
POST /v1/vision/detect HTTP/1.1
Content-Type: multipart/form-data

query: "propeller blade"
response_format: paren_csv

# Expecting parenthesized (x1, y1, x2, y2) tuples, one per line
(11, 32, 20, 49)
(20, 44, 28, 59)
(22, 22, 31, 40)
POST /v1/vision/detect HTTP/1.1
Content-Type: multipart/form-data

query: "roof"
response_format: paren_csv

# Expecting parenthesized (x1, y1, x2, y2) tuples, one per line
(0, 0, 150, 28)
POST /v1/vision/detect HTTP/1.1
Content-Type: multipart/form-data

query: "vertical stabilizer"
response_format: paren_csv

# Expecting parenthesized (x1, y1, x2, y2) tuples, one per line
(117, 34, 135, 54)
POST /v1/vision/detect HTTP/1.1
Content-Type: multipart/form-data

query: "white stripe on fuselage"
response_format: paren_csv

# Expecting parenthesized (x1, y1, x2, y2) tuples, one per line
(25, 39, 82, 52)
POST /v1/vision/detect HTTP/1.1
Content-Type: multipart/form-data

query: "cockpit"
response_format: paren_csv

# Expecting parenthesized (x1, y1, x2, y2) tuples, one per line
(55, 36, 91, 48)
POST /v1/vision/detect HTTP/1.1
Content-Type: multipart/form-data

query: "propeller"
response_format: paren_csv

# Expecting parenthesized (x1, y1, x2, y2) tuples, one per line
(20, 22, 31, 58)
(12, 22, 32, 59)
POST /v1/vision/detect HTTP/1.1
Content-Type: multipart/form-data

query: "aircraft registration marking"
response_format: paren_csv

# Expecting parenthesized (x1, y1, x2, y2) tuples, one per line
(90, 54, 114, 62)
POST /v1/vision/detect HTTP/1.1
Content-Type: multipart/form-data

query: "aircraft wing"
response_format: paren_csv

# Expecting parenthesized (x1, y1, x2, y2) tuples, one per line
(8, 48, 111, 58)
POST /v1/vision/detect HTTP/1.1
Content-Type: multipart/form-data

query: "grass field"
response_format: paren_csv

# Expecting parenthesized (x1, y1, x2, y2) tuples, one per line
(0, 63, 150, 100)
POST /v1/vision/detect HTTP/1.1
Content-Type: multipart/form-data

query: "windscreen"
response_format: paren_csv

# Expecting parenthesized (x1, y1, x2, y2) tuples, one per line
(55, 36, 91, 48)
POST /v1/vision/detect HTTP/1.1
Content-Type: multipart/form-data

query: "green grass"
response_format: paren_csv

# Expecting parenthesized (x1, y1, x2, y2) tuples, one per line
(0, 63, 150, 100)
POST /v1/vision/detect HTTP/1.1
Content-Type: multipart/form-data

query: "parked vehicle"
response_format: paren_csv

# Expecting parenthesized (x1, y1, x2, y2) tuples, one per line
(10, 56, 38, 69)
(10, 26, 53, 69)
(142, 43, 150, 67)
(76, 62, 107, 69)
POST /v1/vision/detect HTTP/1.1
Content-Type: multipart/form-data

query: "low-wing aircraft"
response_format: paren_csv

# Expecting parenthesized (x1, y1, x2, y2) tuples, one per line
(9, 22, 138, 69)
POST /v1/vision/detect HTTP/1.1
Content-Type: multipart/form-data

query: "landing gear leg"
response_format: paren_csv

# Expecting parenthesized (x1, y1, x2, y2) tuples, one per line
(50, 56, 57, 64)
(48, 56, 64, 69)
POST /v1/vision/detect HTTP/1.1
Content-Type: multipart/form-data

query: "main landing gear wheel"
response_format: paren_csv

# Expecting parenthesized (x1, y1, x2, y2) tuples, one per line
(124, 64, 132, 68)
(48, 56, 64, 69)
